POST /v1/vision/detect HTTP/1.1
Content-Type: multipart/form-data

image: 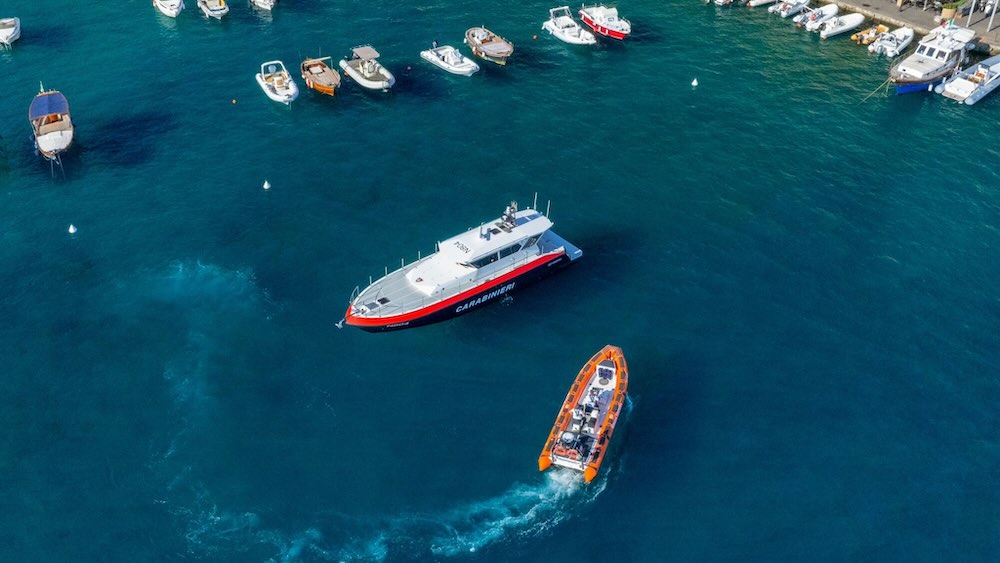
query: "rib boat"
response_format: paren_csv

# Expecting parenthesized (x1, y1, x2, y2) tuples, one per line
(890, 24, 975, 94)
(420, 45, 480, 76)
(819, 13, 864, 40)
(464, 27, 514, 65)
(868, 26, 913, 57)
(538, 345, 629, 484)
(936, 54, 1000, 105)
(255, 60, 299, 104)
(29, 86, 74, 161)
(578, 5, 631, 40)
(300, 56, 341, 95)
(339, 45, 395, 90)
(344, 201, 583, 332)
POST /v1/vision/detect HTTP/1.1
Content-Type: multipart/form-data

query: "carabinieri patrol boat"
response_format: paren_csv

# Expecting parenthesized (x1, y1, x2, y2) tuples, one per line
(344, 201, 582, 332)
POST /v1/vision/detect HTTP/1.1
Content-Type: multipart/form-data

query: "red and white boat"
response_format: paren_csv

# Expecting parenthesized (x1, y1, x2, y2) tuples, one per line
(538, 345, 629, 483)
(578, 4, 631, 40)
(344, 201, 582, 332)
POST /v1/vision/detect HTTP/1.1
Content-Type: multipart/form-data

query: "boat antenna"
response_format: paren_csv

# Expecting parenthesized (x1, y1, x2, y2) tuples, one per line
(532, 192, 538, 210)
(546, 199, 551, 219)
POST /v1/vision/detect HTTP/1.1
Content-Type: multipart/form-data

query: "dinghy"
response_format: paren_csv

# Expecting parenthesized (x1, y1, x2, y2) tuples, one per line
(851, 24, 888, 45)
(339, 45, 395, 90)
(579, 5, 631, 40)
(0, 17, 20, 47)
(819, 13, 864, 39)
(153, 0, 185, 18)
(29, 86, 74, 161)
(772, 0, 809, 18)
(542, 6, 597, 45)
(803, 5, 838, 31)
(538, 345, 629, 484)
(300, 56, 341, 95)
(465, 27, 514, 65)
(868, 27, 913, 57)
(198, 0, 229, 19)
(936, 54, 1000, 105)
(255, 60, 299, 104)
(420, 45, 480, 76)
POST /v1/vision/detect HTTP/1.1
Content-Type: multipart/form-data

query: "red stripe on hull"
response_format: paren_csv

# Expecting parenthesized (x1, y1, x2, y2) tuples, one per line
(579, 14, 629, 40)
(345, 251, 565, 328)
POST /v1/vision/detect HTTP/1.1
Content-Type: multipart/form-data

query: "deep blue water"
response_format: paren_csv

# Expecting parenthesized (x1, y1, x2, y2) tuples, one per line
(2, 1, 999, 561)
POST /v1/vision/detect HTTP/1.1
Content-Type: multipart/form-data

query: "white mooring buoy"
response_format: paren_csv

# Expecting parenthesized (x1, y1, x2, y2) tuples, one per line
(68, 224, 77, 234)
(692, 78, 699, 87)
(263, 179, 271, 190)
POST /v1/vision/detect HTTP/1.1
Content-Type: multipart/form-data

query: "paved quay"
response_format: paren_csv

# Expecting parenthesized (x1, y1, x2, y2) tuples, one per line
(826, 0, 1000, 53)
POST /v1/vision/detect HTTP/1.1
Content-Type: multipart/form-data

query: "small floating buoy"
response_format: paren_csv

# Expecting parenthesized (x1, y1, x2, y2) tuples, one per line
(533, 34, 538, 40)
(232, 98, 237, 105)
(263, 180, 271, 190)
(68, 224, 77, 234)
(691, 78, 699, 87)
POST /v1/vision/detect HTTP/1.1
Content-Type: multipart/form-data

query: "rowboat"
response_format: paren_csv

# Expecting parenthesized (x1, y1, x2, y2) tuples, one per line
(538, 345, 629, 484)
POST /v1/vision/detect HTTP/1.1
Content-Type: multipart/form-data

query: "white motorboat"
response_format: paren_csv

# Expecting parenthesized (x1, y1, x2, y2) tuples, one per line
(542, 6, 597, 45)
(747, 0, 779, 7)
(29, 86, 74, 162)
(420, 45, 480, 76)
(153, 0, 185, 18)
(868, 27, 914, 58)
(250, 0, 276, 10)
(772, 0, 809, 17)
(819, 13, 864, 39)
(803, 5, 839, 31)
(255, 60, 299, 104)
(198, 0, 229, 19)
(0, 17, 20, 47)
(936, 54, 1000, 105)
(343, 201, 582, 332)
(890, 24, 975, 94)
(339, 45, 395, 90)
(578, 5, 631, 40)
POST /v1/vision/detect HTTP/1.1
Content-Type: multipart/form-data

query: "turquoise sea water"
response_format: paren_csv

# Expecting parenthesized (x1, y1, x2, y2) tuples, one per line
(2, 0, 999, 560)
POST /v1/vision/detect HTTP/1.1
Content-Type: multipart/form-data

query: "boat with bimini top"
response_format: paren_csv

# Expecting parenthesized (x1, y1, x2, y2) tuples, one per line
(890, 23, 975, 94)
(29, 85, 74, 162)
(343, 200, 583, 332)
(464, 27, 514, 65)
(578, 4, 631, 40)
(339, 45, 395, 90)
(538, 345, 629, 484)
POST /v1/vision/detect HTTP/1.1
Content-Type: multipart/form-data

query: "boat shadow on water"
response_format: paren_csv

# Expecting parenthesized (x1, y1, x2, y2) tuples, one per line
(80, 110, 178, 168)
(20, 23, 75, 49)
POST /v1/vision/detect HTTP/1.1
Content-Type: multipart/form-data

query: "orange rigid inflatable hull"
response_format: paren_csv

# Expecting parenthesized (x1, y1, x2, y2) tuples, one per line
(538, 345, 628, 483)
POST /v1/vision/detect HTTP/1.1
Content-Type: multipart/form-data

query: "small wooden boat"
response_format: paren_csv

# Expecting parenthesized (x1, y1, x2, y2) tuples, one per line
(338, 45, 395, 90)
(0, 17, 21, 47)
(851, 24, 888, 45)
(538, 345, 628, 484)
(464, 27, 514, 65)
(300, 56, 341, 95)
(29, 85, 74, 161)
(153, 0, 185, 18)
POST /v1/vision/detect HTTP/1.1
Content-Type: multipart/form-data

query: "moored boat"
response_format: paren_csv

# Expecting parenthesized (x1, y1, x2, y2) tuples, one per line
(255, 60, 299, 104)
(0, 17, 20, 47)
(343, 201, 583, 332)
(464, 27, 514, 65)
(868, 26, 913, 58)
(420, 45, 480, 76)
(339, 45, 395, 90)
(542, 6, 597, 45)
(538, 345, 629, 484)
(936, 54, 1000, 105)
(249, 0, 276, 10)
(890, 24, 975, 94)
(772, 0, 809, 18)
(819, 13, 864, 40)
(153, 0, 185, 18)
(300, 56, 340, 95)
(578, 5, 631, 40)
(747, 0, 779, 7)
(802, 4, 838, 31)
(851, 24, 888, 45)
(197, 0, 229, 19)
(29, 86, 74, 161)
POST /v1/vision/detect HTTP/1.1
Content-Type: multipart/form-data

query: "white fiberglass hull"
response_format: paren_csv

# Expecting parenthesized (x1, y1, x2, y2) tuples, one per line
(748, 0, 778, 7)
(542, 19, 597, 44)
(420, 46, 479, 76)
(154, 0, 185, 18)
(339, 59, 395, 90)
(820, 13, 864, 39)
(199, 1, 229, 19)
(0, 17, 20, 45)
(255, 73, 299, 104)
(804, 6, 838, 32)
(869, 27, 913, 57)
(936, 55, 1000, 105)
(36, 130, 74, 160)
(250, 0, 275, 10)
(777, 1, 809, 18)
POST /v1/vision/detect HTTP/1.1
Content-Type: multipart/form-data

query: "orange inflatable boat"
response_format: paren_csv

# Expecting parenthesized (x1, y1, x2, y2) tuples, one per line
(538, 345, 628, 483)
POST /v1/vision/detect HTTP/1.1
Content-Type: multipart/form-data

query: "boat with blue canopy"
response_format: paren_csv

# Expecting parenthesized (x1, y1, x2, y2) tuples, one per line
(29, 86, 74, 161)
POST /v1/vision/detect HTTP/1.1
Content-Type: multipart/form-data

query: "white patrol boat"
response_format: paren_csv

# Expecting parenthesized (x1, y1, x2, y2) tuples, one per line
(344, 201, 583, 332)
